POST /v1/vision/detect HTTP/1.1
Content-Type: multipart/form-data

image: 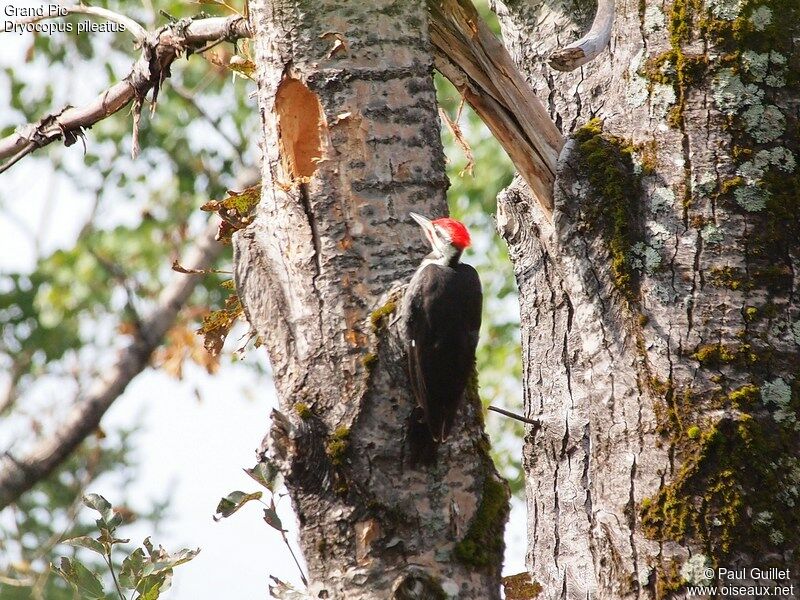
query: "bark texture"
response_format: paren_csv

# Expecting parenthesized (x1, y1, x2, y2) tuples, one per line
(234, 1, 507, 597)
(493, 0, 800, 598)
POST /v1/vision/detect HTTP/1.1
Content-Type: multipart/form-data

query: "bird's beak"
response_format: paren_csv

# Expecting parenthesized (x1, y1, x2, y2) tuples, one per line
(409, 212, 436, 241)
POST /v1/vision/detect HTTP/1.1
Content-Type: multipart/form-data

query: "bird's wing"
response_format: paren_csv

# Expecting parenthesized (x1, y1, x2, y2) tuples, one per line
(405, 264, 483, 442)
(406, 280, 434, 437)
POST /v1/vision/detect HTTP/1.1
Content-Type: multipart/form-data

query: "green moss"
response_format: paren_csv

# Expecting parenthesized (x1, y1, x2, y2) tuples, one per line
(502, 572, 542, 599)
(726, 384, 760, 408)
(707, 0, 800, 277)
(692, 342, 758, 368)
(654, 559, 685, 600)
(638, 0, 709, 132)
(640, 0, 800, 568)
(393, 572, 447, 600)
(707, 265, 793, 294)
(573, 119, 643, 301)
(453, 475, 509, 568)
(369, 300, 396, 333)
(641, 415, 798, 558)
(361, 352, 377, 372)
(294, 402, 312, 419)
(707, 266, 746, 290)
(719, 176, 744, 196)
(326, 426, 350, 466)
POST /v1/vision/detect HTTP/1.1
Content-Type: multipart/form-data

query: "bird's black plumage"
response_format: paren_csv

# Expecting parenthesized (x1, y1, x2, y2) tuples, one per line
(404, 261, 482, 442)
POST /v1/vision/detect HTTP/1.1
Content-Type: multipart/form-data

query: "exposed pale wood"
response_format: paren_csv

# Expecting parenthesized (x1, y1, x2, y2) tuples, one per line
(548, 0, 615, 71)
(1, 1, 565, 229)
(428, 0, 563, 218)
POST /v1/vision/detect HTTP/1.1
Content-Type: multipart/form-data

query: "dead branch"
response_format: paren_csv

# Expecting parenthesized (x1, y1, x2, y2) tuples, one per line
(548, 0, 615, 71)
(0, 15, 251, 170)
(0, 220, 224, 510)
(427, 0, 564, 219)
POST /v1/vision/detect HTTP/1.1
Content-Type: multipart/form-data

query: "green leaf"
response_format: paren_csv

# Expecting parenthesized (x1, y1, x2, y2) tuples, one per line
(263, 506, 284, 531)
(60, 535, 105, 556)
(244, 461, 281, 492)
(201, 185, 261, 217)
(120, 548, 146, 589)
(198, 294, 243, 356)
(143, 547, 200, 576)
(213, 490, 262, 521)
(52, 557, 106, 599)
(82, 493, 112, 515)
(142, 536, 157, 559)
(136, 572, 171, 600)
(82, 493, 123, 530)
(227, 57, 256, 79)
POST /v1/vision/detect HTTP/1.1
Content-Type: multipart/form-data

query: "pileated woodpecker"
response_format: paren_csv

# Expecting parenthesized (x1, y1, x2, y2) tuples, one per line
(402, 212, 482, 442)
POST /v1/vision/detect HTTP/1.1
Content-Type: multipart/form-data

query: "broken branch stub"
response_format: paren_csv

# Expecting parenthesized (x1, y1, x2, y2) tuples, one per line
(548, 0, 615, 71)
(427, 0, 564, 219)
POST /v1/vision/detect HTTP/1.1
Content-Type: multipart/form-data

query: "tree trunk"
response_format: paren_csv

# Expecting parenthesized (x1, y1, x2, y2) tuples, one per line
(492, 0, 800, 597)
(234, 1, 507, 598)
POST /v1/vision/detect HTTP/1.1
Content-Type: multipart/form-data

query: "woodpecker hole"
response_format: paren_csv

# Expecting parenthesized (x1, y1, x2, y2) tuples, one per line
(275, 76, 325, 180)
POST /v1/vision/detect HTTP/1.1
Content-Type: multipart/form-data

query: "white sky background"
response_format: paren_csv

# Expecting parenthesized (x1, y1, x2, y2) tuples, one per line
(0, 6, 527, 598)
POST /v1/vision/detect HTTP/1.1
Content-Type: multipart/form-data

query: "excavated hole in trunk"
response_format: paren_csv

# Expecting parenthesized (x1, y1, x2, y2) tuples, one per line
(275, 76, 325, 180)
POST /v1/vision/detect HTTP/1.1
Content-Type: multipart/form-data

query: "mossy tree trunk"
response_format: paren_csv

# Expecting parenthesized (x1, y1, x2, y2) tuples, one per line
(233, 1, 507, 598)
(492, 0, 800, 597)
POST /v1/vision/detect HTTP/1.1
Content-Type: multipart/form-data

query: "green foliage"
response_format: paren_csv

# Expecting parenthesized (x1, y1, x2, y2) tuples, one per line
(197, 293, 243, 357)
(0, 0, 259, 407)
(243, 461, 282, 493)
(217, 462, 308, 587)
(212, 491, 263, 521)
(52, 493, 199, 600)
(52, 558, 105, 600)
(0, 429, 172, 600)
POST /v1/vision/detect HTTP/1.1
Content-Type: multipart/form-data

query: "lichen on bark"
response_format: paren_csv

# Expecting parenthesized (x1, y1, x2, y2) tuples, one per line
(492, 0, 800, 595)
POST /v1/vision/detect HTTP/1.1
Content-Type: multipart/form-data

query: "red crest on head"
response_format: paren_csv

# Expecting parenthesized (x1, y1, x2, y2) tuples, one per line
(433, 218, 471, 250)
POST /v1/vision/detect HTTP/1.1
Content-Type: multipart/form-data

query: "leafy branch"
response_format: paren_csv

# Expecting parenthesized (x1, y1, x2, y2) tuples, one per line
(54, 494, 199, 600)
(213, 462, 309, 593)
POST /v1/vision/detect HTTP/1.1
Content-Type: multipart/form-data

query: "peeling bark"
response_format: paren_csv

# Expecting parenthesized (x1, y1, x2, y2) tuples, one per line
(234, 1, 507, 597)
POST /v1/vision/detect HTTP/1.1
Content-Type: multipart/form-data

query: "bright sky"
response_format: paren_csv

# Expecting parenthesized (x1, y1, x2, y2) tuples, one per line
(0, 8, 527, 596)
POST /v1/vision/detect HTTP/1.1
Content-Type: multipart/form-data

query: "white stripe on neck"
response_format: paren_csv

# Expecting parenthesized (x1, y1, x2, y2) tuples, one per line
(421, 254, 450, 268)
